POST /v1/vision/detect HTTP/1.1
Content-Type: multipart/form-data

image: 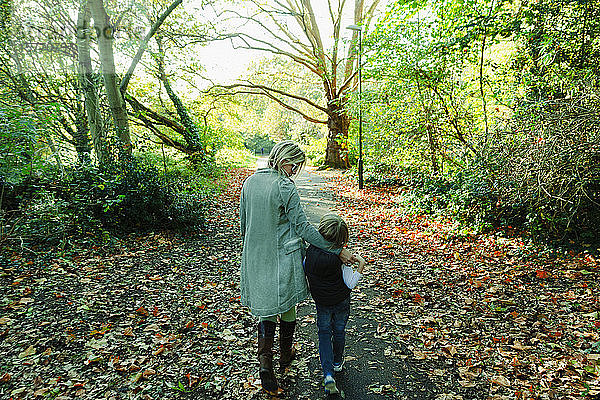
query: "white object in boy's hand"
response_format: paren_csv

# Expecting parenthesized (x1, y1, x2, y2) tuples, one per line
(342, 264, 362, 289)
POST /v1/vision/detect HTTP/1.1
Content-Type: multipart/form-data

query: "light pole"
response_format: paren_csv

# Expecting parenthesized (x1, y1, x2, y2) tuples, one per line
(347, 24, 363, 189)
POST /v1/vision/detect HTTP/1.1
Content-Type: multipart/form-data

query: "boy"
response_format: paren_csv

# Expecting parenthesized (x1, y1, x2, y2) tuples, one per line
(304, 213, 367, 395)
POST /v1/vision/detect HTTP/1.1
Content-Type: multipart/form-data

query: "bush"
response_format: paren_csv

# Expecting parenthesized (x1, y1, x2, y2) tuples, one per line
(482, 96, 600, 240)
(13, 192, 74, 245)
(215, 148, 256, 168)
(302, 136, 327, 166)
(69, 160, 207, 233)
(2, 156, 211, 248)
(366, 94, 600, 243)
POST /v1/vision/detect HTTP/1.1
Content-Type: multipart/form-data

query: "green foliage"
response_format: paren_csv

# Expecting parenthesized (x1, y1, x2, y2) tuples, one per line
(510, 0, 600, 100)
(243, 133, 275, 154)
(79, 160, 206, 232)
(362, 0, 486, 172)
(0, 105, 42, 185)
(202, 125, 246, 155)
(215, 148, 257, 169)
(1, 155, 216, 248)
(367, 164, 498, 233)
(355, 0, 600, 243)
(302, 136, 327, 166)
(13, 192, 73, 246)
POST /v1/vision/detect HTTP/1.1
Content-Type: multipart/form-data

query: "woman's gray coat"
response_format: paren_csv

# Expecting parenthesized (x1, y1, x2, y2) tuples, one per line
(240, 168, 340, 317)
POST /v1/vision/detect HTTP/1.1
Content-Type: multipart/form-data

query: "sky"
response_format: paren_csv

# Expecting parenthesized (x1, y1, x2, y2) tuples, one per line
(10, 0, 384, 88)
(192, 0, 379, 84)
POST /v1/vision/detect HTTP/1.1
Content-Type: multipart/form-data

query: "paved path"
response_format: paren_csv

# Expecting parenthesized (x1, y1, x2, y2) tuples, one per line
(254, 158, 436, 400)
(295, 168, 337, 226)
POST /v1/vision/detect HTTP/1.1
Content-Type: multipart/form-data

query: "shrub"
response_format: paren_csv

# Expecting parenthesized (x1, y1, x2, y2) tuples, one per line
(70, 160, 207, 233)
(12, 192, 74, 245)
(215, 148, 256, 169)
(483, 96, 600, 240)
(1, 156, 211, 248)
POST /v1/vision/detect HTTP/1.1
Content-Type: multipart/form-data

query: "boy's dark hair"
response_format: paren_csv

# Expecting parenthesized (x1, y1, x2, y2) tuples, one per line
(318, 213, 349, 247)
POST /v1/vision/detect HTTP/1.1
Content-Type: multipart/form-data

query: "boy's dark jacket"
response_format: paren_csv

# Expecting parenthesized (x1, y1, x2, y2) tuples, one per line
(304, 245, 351, 306)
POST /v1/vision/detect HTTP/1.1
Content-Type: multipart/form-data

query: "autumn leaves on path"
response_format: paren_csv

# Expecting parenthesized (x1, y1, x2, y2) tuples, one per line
(0, 167, 597, 400)
(310, 171, 599, 400)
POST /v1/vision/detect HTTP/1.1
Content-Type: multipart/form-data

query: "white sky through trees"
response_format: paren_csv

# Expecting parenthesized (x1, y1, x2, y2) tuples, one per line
(196, 0, 373, 85)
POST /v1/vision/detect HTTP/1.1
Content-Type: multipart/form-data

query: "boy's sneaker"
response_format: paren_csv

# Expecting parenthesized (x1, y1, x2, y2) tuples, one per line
(333, 359, 344, 372)
(324, 375, 339, 395)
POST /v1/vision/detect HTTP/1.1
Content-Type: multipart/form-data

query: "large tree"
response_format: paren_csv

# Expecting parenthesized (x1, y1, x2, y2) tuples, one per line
(88, 0, 132, 156)
(214, 0, 382, 168)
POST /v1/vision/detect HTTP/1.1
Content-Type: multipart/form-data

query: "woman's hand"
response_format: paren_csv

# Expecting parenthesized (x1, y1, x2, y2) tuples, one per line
(356, 254, 366, 274)
(338, 248, 358, 264)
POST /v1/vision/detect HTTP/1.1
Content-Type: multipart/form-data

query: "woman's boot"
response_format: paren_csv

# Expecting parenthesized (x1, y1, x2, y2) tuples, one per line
(258, 320, 279, 394)
(279, 319, 297, 369)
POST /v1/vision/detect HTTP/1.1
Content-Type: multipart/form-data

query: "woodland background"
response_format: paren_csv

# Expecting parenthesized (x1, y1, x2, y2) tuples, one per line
(1, 0, 599, 250)
(0, 0, 599, 398)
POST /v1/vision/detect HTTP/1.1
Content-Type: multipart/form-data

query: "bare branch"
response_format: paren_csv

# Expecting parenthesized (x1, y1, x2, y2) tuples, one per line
(209, 84, 327, 124)
(231, 33, 322, 76)
(337, 68, 359, 97)
(212, 82, 328, 113)
(231, 4, 313, 57)
(259, 89, 327, 124)
(329, 0, 346, 90)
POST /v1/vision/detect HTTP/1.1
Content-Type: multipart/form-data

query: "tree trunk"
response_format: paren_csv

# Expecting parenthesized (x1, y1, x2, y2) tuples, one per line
(324, 100, 350, 169)
(77, 0, 107, 165)
(219, 0, 382, 170)
(427, 126, 439, 174)
(74, 105, 92, 164)
(88, 0, 131, 157)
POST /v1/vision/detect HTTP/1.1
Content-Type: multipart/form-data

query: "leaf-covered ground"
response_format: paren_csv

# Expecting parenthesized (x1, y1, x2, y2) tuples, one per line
(320, 170, 600, 400)
(0, 167, 598, 400)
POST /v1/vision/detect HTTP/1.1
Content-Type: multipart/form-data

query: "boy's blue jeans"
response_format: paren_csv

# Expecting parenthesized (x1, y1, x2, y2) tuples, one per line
(315, 296, 350, 378)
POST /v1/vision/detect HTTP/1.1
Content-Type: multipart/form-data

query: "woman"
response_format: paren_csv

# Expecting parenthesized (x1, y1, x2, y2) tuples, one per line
(239, 140, 356, 395)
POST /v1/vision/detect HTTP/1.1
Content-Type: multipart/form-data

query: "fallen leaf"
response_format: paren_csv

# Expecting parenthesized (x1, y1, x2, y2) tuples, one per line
(18, 345, 36, 359)
(143, 324, 160, 332)
(458, 366, 482, 380)
(441, 345, 457, 357)
(142, 369, 156, 379)
(509, 340, 533, 351)
(491, 375, 510, 386)
(84, 354, 103, 365)
(536, 270, 548, 279)
(33, 387, 50, 396)
(136, 306, 149, 316)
